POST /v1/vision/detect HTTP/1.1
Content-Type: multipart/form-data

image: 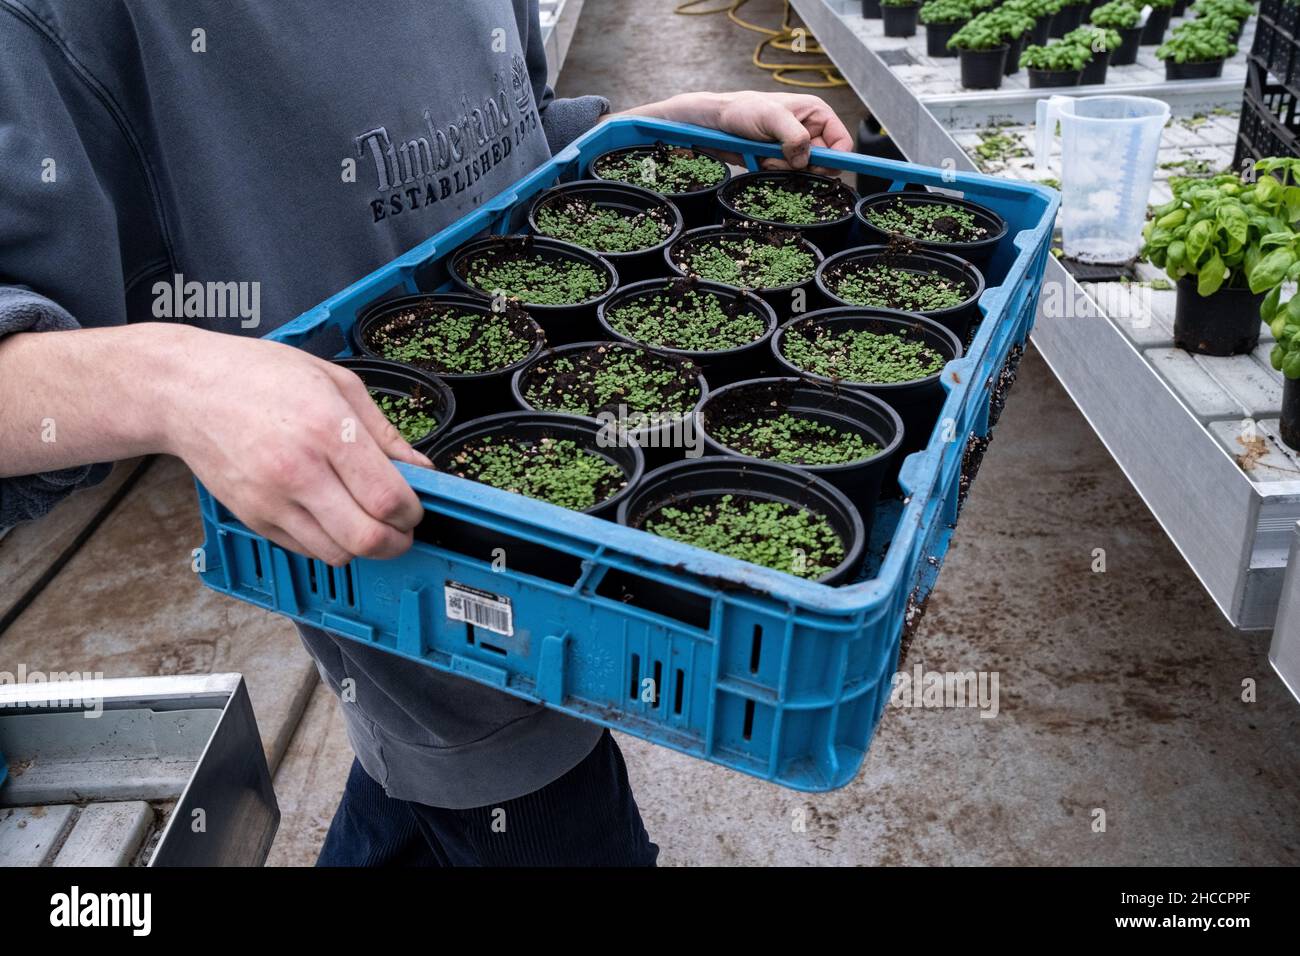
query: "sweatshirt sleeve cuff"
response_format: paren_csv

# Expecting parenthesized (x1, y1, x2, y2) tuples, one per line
(0, 286, 112, 530)
(540, 94, 611, 155)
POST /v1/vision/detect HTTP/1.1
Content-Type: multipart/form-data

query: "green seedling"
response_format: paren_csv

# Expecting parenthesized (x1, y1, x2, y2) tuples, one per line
(642, 494, 846, 578)
(606, 287, 766, 351)
(534, 196, 672, 254)
(523, 344, 701, 430)
(443, 435, 625, 511)
(864, 199, 988, 243)
(594, 146, 726, 194)
(370, 390, 438, 444)
(368, 305, 534, 374)
(676, 234, 817, 289)
(712, 412, 881, 466)
(464, 253, 607, 305)
(782, 324, 948, 383)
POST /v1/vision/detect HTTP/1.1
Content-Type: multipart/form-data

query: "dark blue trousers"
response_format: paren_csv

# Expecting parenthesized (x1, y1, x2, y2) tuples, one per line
(316, 729, 658, 866)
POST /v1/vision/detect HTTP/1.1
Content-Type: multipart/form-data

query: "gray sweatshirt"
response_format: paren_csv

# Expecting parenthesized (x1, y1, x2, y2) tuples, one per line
(0, 0, 609, 807)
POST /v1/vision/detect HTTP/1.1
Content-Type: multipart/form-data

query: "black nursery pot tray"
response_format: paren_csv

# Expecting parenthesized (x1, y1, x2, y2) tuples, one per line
(770, 306, 963, 459)
(855, 191, 1009, 268)
(332, 356, 457, 453)
(697, 377, 904, 530)
(1166, 58, 1225, 80)
(447, 234, 618, 346)
(814, 243, 986, 343)
(526, 179, 684, 285)
(511, 340, 709, 472)
(616, 456, 867, 586)
(718, 170, 858, 253)
(665, 224, 826, 322)
(352, 293, 545, 420)
(597, 277, 778, 386)
(587, 143, 731, 230)
(426, 411, 644, 521)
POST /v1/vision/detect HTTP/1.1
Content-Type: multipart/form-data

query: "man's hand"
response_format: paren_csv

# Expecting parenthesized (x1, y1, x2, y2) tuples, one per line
(0, 322, 430, 566)
(163, 328, 432, 566)
(605, 91, 854, 173)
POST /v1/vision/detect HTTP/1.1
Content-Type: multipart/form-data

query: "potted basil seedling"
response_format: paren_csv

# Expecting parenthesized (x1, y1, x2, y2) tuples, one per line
(1019, 39, 1089, 85)
(697, 377, 904, 523)
(332, 357, 456, 453)
(598, 276, 777, 385)
(717, 170, 858, 252)
(816, 242, 986, 341)
(947, 13, 1010, 87)
(1088, 1, 1143, 65)
(1141, 166, 1298, 356)
(1062, 24, 1121, 82)
(855, 191, 1008, 268)
(617, 457, 867, 585)
(1155, 22, 1237, 79)
(449, 234, 618, 345)
(665, 224, 825, 321)
(527, 179, 683, 285)
(1004, 0, 1058, 46)
(920, 0, 972, 56)
(588, 142, 731, 229)
(882, 0, 923, 36)
(352, 294, 544, 420)
(771, 306, 962, 458)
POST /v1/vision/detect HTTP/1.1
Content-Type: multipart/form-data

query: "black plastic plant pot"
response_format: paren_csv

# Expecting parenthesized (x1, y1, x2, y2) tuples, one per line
(815, 244, 985, 343)
(717, 170, 858, 253)
(958, 46, 1008, 89)
(770, 307, 962, 460)
(510, 340, 709, 473)
(926, 20, 964, 57)
(697, 377, 905, 523)
(1028, 67, 1084, 87)
(1282, 377, 1300, 452)
(1081, 49, 1111, 84)
(1031, 15, 1052, 46)
(1171, 0, 1188, 14)
(448, 234, 618, 347)
(597, 277, 778, 386)
(665, 224, 826, 322)
(1050, 4, 1086, 36)
(1172, 277, 1264, 356)
(882, 3, 919, 36)
(1140, 6, 1170, 44)
(351, 293, 545, 421)
(863, 0, 882, 17)
(527, 179, 683, 286)
(427, 411, 644, 523)
(616, 456, 867, 586)
(855, 191, 1009, 269)
(332, 357, 456, 454)
(1166, 57, 1225, 80)
(587, 143, 732, 231)
(1111, 26, 1143, 65)
(1004, 34, 1026, 75)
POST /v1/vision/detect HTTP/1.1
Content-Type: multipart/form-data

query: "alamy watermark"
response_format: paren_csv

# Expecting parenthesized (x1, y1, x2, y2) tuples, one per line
(152, 272, 260, 328)
(0, 665, 105, 717)
(890, 663, 1000, 718)
(595, 405, 704, 458)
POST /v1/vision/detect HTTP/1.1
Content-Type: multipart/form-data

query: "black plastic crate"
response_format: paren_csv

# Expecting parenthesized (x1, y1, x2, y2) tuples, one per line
(1235, 55, 1300, 165)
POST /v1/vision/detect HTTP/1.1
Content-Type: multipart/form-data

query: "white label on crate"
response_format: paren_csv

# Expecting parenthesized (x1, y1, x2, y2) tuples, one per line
(444, 581, 514, 637)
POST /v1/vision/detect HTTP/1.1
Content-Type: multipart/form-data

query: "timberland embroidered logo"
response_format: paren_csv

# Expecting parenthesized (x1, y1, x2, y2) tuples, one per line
(355, 64, 540, 224)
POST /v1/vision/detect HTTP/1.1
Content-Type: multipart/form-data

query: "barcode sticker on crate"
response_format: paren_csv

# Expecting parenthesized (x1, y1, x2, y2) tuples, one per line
(445, 582, 514, 637)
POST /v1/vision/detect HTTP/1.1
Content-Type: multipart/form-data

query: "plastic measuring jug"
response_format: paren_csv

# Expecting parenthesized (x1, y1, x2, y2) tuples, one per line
(1034, 95, 1170, 264)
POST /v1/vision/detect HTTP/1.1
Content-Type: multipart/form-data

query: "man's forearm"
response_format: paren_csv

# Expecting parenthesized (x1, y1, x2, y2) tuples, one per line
(0, 323, 191, 478)
(603, 92, 728, 128)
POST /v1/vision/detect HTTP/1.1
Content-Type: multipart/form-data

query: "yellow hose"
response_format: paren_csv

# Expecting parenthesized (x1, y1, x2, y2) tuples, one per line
(674, 0, 847, 89)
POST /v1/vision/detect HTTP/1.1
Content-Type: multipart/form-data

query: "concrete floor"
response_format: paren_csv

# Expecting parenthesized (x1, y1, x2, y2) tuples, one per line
(2, 0, 1297, 866)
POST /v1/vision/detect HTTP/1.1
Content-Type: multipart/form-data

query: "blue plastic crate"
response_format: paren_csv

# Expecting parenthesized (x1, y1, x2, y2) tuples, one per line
(194, 118, 1057, 792)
